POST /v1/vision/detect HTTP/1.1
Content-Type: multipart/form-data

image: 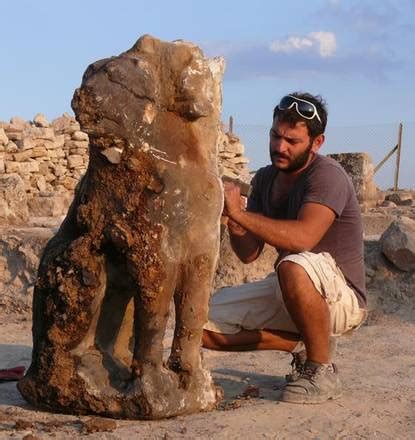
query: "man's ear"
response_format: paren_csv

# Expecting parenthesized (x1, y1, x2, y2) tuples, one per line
(312, 134, 325, 153)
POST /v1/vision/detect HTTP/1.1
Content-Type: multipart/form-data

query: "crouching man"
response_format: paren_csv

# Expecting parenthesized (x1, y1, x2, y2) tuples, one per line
(202, 92, 367, 404)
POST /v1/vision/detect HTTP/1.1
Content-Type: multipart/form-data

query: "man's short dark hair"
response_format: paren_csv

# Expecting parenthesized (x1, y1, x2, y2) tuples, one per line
(273, 92, 328, 138)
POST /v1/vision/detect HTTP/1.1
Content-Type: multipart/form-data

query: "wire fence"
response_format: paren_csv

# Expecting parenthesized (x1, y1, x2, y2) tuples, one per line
(225, 120, 415, 190)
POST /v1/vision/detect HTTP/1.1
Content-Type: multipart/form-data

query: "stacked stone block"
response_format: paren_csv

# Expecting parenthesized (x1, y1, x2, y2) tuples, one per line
(218, 129, 250, 183)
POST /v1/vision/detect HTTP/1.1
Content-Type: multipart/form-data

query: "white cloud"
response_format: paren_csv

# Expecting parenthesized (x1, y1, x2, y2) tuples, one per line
(309, 31, 337, 57)
(269, 31, 336, 58)
(269, 36, 313, 53)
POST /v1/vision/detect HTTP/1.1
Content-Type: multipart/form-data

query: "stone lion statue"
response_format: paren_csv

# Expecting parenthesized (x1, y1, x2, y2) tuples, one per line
(18, 35, 224, 419)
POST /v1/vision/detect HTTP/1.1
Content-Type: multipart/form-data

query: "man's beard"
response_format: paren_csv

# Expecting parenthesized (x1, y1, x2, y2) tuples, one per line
(270, 141, 313, 173)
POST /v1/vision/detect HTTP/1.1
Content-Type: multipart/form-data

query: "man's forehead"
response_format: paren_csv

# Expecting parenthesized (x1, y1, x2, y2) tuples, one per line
(271, 119, 309, 134)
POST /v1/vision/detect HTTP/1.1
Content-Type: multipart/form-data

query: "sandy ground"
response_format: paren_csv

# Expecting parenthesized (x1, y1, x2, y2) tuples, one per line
(1, 308, 415, 440)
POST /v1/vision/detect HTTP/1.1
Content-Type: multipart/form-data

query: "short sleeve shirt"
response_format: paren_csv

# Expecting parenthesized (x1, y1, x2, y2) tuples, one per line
(247, 154, 366, 308)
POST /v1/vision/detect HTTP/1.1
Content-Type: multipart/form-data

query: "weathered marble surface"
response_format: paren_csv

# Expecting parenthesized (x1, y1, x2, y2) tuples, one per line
(18, 35, 224, 419)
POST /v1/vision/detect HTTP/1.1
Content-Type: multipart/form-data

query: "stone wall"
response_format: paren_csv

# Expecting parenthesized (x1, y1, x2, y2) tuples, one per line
(0, 113, 88, 222)
(0, 114, 88, 192)
(0, 114, 250, 224)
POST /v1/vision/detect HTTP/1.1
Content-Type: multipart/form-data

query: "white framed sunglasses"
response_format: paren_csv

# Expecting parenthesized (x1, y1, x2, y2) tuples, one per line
(277, 95, 322, 123)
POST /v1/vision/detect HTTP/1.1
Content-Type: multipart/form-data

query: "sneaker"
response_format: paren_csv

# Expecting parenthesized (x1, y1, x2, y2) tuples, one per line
(285, 337, 338, 383)
(281, 360, 342, 404)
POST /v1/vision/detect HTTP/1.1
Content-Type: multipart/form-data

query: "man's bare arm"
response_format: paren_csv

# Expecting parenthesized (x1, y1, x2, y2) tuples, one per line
(226, 217, 265, 263)
(229, 202, 335, 252)
(224, 182, 335, 252)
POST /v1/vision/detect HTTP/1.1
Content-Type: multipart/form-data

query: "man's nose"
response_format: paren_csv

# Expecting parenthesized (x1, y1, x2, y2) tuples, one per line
(271, 138, 288, 153)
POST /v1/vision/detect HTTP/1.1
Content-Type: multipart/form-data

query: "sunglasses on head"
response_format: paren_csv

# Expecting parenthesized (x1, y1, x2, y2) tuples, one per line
(277, 95, 322, 123)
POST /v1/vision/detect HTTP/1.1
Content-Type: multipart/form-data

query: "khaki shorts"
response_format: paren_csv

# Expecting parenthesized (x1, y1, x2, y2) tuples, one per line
(204, 251, 366, 338)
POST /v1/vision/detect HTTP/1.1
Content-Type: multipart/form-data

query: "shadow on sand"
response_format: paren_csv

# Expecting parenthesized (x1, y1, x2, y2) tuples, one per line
(212, 368, 286, 402)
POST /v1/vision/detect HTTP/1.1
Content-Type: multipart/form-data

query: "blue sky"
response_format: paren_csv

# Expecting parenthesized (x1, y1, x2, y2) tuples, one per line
(1, 0, 414, 188)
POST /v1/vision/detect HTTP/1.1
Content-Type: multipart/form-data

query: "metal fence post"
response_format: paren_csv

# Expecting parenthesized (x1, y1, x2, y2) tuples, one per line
(393, 123, 403, 191)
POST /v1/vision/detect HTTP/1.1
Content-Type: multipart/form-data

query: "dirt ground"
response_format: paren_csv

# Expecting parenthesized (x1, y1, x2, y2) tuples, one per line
(1, 304, 415, 440)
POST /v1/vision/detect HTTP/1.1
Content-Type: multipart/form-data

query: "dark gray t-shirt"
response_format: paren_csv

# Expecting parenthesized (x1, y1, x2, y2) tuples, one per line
(247, 154, 366, 308)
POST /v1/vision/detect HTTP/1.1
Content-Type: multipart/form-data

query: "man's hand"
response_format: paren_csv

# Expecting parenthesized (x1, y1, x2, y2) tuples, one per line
(221, 182, 264, 263)
(227, 217, 247, 236)
(223, 182, 244, 218)
(222, 182, 247, 235)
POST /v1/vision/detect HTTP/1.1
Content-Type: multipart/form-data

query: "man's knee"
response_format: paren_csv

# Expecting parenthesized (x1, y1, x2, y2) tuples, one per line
(277, 260, 321, 302)
(278, 260, 307, 287)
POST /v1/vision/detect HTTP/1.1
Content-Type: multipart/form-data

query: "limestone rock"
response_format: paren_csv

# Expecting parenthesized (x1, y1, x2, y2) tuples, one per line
(33, 113, 50, 128)
(23, 127, 55, 141)
(385, 192, 413, 206)
(6, 141, 18, 153)
(221, 167, 239, 179)
(53, 164, 67, 177)
(55, 147, 65, 158)
(51, 115, 73, 131)
(27, 195, 70, 217)
(5, 161, 21, 173)
(67, 154, 84, 168)
(44, 172, 56, 183)
(13, 150, 33, 162)
(364, 236, 415, 310)
(19, 161, 39, 174)
(0, 174, 29, 225)
(328, 153, 380, 210)
(362, 212, 395, 237)
(71, 169, 85, 180)
(54, 134, 65, 149)
(16, 137, 34, 151)
(31, 146, 48, 158)
(0, 227, 54, 316)
(380, 200, 397, 208)
(223, 140, 244, 155)
(0, 128, 8, 145)
(5, 129, 23, 141)
(380, 217, 415, 271)
(36, 175, 47, 192)
(9, 116, 28, 130)
(18, 34, 225, 419)
(219, 151, 236, 159)
(52, 114, 80, 134)
(72, 130, 89, 141)
(228, 156, 249, 164)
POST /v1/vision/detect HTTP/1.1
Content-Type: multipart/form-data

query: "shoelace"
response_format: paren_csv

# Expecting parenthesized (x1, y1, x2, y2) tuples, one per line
(301, 364, 320, 380)
(301, 362, 335, 380)
(290, 352, 306, 375)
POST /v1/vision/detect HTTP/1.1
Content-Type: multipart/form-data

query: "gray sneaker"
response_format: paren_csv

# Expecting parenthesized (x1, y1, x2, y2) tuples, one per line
(286, 337, 338, 383)
(281, 360, 342, 404)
